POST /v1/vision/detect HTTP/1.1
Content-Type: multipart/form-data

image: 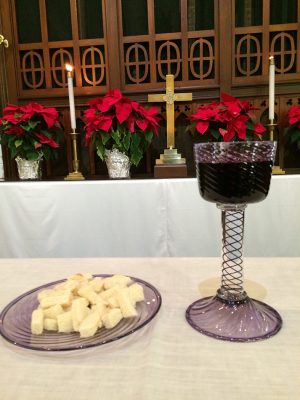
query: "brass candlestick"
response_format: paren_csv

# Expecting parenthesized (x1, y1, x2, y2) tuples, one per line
(267, 119, 285, 175)
(64, 129, 85, 180)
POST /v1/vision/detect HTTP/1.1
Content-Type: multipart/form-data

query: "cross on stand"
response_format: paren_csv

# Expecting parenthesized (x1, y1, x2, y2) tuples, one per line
(148, 75, 192, 178)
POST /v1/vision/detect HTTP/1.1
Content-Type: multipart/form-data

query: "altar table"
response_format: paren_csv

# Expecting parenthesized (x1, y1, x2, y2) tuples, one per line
(0, 257, 299, 400)
(0, 176, 299, 258)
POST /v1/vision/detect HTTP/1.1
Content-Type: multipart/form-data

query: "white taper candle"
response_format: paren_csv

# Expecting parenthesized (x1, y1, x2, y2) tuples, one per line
(268, 56, 275, 120)
(66, 64, 76, 130)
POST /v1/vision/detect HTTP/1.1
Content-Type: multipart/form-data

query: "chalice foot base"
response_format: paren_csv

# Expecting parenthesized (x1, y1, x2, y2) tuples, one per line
(186, 296, 282, 342)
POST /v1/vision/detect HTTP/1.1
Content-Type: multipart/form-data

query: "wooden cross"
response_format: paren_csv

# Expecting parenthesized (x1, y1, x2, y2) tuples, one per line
(148, 75, 192, 149)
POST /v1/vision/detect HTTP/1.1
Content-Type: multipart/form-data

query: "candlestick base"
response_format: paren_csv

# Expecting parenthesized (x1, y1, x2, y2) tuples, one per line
(64, 130, 85, 180)
(64, 171, 85, 181)
(272, 165, 285, 175)
(267, 120, 285, 175)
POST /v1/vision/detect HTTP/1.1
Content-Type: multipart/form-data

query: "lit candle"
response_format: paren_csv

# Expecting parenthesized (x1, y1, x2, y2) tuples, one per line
(66, 64, 76, 130)
(268, 56, 275, 121)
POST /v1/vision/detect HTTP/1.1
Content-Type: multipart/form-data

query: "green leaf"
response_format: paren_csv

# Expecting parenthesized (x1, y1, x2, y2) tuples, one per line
(26, 151, 40, 161)
(211, 129, 220, 140)
(130, 146, 143, 166)
(111, 130, 122, 147)
(28, 120, 39, 130)
(14, 139, 23, 148)
(144, 131, 153, 145)
(42, 146, 51, 160)
(95, 139, 105, 161)
(101, 131, 111, 146)
(123, 131, 131, 151)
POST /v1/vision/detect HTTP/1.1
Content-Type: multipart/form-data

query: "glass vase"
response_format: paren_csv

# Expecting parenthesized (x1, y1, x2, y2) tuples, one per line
(15, 156, 42, 180)
(105, 149, 130, 179)
(186, 141, 282, 342)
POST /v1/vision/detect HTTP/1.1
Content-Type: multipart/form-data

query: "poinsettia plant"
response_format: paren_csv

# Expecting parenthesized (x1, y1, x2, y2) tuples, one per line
(0, 102, 62, 160)
(84, 89, 160, 166)
(189, 92, 266, 141)
(285, 105, 300, 146)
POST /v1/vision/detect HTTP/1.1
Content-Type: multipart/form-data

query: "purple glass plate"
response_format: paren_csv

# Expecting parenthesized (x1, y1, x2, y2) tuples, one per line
(0, 274, 161, 352)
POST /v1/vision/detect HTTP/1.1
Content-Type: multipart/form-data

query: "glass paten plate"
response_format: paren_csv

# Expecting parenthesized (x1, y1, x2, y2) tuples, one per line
(0, 275, 161, 352)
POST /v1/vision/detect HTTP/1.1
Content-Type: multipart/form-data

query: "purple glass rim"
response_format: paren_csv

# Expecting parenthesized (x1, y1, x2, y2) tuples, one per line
(0, 274, 162, 352)
(194, 140, 277, 164)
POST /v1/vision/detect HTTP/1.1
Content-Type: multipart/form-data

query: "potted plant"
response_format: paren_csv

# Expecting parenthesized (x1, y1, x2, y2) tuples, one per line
(188, 92, 266, 142)
(84, 89, 160, 178)
(0, 102, 62, 180)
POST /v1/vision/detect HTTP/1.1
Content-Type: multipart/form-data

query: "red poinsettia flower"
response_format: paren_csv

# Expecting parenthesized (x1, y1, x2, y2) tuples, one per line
(189, 92, 265, 142)
(35, 133, 59, 148)
(5, 125, 25, 136)
(115, 100, 132, 124)
(83, 89, 160, 166)
(3, 104, 22, 115)
(287, 105, 300, 128)
(20, 103, 59, 128)
(0, 101, 62, 160)
(97, 89, 123, 113)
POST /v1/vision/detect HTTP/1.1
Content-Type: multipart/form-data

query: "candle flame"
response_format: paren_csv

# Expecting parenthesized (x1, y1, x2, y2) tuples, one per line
(269, 56, 275, 65)
(65, 64, 73, 72)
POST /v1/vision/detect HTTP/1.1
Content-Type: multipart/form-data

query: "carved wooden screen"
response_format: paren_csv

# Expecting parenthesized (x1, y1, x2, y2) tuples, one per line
(13, 0, 108, 98)
(233, 0, 300, 84)
(118, 0, 218, 90)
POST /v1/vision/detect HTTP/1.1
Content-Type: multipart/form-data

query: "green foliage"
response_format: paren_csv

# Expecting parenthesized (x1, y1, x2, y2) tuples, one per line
(93, 125, 154, 167)
(285, 126, 300, 145)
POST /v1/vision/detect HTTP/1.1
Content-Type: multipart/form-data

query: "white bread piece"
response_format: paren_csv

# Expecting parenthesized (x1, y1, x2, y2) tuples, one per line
(37, 289, 55, 302)
(103, 275, 132, 290)
(42, 304, 64, 319)
(106, 296, 119, 308)
(54, 280, 79, 293)
(71, 298, 90, 331)
(79, 311, 101, 338)
(39, 291, 72, 309)
(128, 283, 145, 304)
(44, 318, 58, 331)
(91, 303, 108, 326)
(100, 285, 121, 300)
(57, 311, 73, 333)
(102, 308, 123, 329)
(69, 272, 93, 282)
(31, 309, 44, 335)
(77, 285, 99, 305)
(88, 277, 105, 293)
(117, 289, 138, 318)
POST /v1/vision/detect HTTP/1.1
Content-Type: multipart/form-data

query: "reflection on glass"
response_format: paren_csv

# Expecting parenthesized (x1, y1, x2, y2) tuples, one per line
(15, 0, 41, 43)
(77, 0, 103, 39)
(122, 0, 148, 36)
(270, 0, 297, 24)
(188, 0, 214, 31)
(154, 0, 180, 33)
(46, 0, 72, 41)
(235, 0, 262, 27)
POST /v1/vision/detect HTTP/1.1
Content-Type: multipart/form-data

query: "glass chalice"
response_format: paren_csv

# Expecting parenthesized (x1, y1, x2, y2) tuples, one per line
(186, 141, 282, 342)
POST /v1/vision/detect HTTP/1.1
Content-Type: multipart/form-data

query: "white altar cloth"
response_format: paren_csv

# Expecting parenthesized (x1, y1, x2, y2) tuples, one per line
(0, 176, 299, 258)
(0, 257, 299, 400)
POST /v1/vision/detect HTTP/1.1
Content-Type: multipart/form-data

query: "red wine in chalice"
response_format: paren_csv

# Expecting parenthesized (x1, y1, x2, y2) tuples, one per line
(196, 160, 273, 204)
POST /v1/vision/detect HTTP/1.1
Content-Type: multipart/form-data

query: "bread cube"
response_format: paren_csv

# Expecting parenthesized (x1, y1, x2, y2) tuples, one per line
(31, 309, 44, 335)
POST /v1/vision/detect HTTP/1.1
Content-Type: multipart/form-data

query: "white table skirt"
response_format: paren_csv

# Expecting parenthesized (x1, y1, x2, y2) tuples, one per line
(0, 257, 299, 400)
(0, 176, 299, 258)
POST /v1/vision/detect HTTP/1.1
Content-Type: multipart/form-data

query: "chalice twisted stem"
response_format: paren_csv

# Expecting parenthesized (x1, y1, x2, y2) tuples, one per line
(186, 141, 282, 342)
